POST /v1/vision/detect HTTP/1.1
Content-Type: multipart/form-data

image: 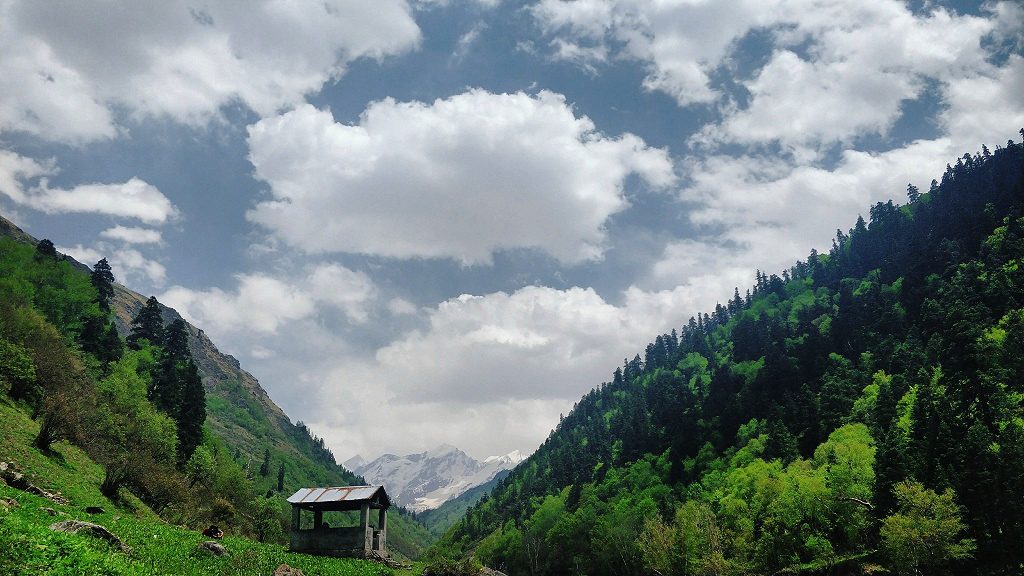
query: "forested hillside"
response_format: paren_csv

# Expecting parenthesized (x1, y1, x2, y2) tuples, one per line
(0, 217, 433, 560)
(440, 138, 1024, 575)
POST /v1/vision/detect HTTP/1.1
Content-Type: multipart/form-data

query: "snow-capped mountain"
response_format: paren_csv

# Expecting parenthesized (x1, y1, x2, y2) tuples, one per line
(344, 444, 525, 512)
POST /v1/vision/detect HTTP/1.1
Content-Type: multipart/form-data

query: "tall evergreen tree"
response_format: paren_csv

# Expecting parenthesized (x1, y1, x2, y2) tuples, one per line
(260, 447, 271, 477)
(90, 258, 115, 310)
(277, 461, 286, 492)
(163, 319, 189, 360)
(79, 258, 123, 367)
(34, 239, 57, 259)
(128, 296, 164, 349)
(175, 359, 205, 465)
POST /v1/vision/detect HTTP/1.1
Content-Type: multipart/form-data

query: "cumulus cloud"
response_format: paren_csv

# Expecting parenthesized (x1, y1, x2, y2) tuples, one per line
(58, 243, 167, 286)
(32, 178, 177, 224)
(99, 226, 163, 245)
(247, 90, 674, 264)
(0, 150, 177, 223)
(0, 0, 422, 143)
(161, 263, 378, 336)
(532, 0, 772, 106)
(535, 0, 1007, 152)
(942, 54, 1024, 149)
(162, 275, 317, 335)
(244, 283, 707, 459)
(335, 282, 724, 414)
(308, 264, 377, 324)
(697, 3, 995, 152)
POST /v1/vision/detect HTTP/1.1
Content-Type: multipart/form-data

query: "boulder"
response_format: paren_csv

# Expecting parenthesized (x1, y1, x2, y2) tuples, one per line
(196, 540, 228, 556)
(0, 497, 17, 509)
(85, 506, 105, 514)
(481, 569, 508, 576)
(1, 461, 68, 504)
(49, 519, 132, 554)
(272, 564, 304, 576)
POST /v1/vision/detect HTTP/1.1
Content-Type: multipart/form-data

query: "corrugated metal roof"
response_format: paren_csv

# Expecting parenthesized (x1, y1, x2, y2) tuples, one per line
(287, 485, 387, 506)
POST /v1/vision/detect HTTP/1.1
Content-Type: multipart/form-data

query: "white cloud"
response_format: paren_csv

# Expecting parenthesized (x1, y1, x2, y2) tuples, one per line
(247, 90, 674, 264)
(942, 54, 1024, 149)
(351, 286, 677, 405)
(697, 3, 995, 152)
(0, 0, 422, 143)
(532, 0, 773, 106)
(56, 244, 103, 267)
(58, 244, 167, 286)
(162, 274, 317, 335)
(388, 298, 419, 316)
(308, 264, 376, 324)
(33, 178, 177, 224)
(0, 150, 178, 224)
(248, 283, 702, 459)
(161, 263, 378, 335)
(99, 226, 163, 245)
(535, 0, 1007, 152)
(112, 248, 168, 286)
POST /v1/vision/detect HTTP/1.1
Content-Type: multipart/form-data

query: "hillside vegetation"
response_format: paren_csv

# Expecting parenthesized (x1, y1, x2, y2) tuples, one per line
(0, 220, 431, 568)
(439, 138, 1024, 576)
(0, 396, 390, 576)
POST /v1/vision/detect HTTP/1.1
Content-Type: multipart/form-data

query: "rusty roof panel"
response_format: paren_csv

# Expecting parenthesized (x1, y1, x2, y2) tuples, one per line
(287, 485, 387, 506)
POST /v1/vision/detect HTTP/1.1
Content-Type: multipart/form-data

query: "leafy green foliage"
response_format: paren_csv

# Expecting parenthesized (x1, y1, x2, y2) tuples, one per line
(880, 481, 975, 574)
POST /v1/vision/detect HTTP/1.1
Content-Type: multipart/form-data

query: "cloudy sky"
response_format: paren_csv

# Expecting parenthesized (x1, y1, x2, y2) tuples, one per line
(1, 0, 1021, 461)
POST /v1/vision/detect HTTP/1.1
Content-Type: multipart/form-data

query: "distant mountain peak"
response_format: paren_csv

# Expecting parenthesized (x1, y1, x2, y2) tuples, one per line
(343, 454, 367, 471)
(484, 449, 525, 465)
(349, 444, 523, 512)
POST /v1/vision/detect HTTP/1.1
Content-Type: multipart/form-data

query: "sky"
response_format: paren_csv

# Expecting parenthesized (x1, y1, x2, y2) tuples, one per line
(0, 0, 1021, 461)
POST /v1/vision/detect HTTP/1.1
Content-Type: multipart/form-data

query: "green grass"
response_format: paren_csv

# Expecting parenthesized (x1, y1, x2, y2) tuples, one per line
(0, 398, 398, 575)
(0, 491, 394, 575)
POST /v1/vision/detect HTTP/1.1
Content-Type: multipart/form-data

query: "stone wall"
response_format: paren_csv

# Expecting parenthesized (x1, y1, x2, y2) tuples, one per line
(289, 526, 372, 557)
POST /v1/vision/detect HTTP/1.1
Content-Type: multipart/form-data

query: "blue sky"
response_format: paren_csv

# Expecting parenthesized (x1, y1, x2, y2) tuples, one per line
(1, 0, 1021, 460)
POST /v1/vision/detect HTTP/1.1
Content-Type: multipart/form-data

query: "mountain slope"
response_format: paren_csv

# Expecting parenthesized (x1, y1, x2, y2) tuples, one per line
(0, 214, 435, 559)
(347, 445, 523, 512)
(441, 139, 1024, 575)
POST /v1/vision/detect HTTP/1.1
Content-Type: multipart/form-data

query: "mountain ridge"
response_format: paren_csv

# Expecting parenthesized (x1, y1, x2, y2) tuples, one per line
(347, 444, 524, 512)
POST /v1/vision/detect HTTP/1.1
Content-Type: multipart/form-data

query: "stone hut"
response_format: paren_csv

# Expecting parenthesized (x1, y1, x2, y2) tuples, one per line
(286, 485, 390, 558)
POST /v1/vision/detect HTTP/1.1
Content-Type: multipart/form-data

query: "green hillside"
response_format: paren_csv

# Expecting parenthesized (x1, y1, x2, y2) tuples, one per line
(439, 139, 1024, 575)
(0, 396, 391, 576)
(0, 218, 433, 562)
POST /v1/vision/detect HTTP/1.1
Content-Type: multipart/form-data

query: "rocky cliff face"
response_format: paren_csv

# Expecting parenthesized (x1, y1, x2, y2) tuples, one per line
(346, 444, 523, 512)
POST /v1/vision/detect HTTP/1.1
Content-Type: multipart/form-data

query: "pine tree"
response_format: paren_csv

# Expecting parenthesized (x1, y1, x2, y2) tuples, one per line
(277, 461, 286, 492)
(175, 359, 205, 465)
(90, 258, 115, 310)
(34, 239, 57, 259)
(260, 447, 271, 477)
(163, 319, 189, 360)
(79, 258, 123, 366)
(906, 183, 921, 203)
(128, 296, 164, 349)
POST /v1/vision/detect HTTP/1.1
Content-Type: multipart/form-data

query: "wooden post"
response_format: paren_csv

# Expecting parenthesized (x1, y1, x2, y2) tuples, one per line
(291, 506, 300, 531)
(314, 509, 323, 530)
(360, 503, 370, 554)
(378, 507, 387, 554)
